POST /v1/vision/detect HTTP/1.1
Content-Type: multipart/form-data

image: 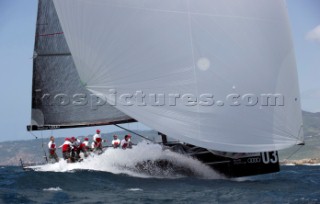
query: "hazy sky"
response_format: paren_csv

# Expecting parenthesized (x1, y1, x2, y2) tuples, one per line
(0, 0, 319, 142)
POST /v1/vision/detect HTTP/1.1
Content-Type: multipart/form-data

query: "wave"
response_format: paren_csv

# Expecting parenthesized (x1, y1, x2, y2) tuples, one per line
(127, 188, 143, 191)
(27, 141, 222, 179)
(43, 187, 63, 191)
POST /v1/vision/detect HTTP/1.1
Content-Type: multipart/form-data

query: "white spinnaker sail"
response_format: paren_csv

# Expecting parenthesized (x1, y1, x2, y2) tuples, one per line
(53, 0, 303, 152)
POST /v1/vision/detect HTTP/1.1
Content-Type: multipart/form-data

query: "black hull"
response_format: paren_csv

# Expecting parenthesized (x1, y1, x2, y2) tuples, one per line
(166, 143, 280, 178)
(21, 143, 280, 178)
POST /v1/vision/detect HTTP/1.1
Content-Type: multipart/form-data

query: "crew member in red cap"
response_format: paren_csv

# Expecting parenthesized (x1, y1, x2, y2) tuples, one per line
(70, 137, 81, 161)
(120, 134, 132, 149)
(79, 137, 91, 158)
(48, 136, 59, 163)
(93, 129, 103, 153)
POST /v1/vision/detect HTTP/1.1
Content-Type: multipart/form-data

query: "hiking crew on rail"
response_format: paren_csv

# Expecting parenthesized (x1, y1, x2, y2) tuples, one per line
(48, 136, 59, 163)
(49, 130, 134, 162)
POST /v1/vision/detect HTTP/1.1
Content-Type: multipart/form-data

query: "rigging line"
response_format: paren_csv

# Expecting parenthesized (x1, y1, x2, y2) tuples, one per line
(28, 131, 38, 139)
(41, 131, 48, 163)
(297, 124, 304, 143)
(113, 124, 154, 143)
(285, 124, 305, 142)
(284, 144, 304, 161)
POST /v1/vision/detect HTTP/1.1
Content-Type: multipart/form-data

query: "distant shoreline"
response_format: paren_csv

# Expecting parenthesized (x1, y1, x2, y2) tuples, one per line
(280, 158, 320, 165)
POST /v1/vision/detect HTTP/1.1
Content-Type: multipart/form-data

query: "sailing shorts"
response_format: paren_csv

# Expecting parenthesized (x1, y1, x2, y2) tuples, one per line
(49, 152, 59, 162)
(62, 151, 70, 160)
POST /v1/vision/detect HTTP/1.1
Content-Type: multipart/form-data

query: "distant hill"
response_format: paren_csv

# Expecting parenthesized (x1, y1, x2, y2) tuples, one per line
(0, 111, 319, 166)
(302, 111, 320, 137)
(279, 111, 320, 161)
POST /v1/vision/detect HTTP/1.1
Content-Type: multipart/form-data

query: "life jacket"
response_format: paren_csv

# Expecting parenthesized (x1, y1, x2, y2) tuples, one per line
(121, 140, 129, 149)
(95, 137, 102, 143)
(94, 138, 102, 149)
(62, 142, 71, 152)
(49, 143, 56, 155)
(122, 143, 128, 149)
(80, 143, 88, 151)
(112, 139, 120, 147)
(82, 141, 89, 147)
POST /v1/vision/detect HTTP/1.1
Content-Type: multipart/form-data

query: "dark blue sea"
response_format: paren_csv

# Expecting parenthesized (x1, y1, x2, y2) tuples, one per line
(1, 165, 320, 204)
(1, 143, 320, 204)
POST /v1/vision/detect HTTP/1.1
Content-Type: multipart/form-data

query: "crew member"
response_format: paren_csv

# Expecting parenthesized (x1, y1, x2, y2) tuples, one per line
(60, 138, 73, 162)
(112, 135, 121, 148)
(121, 135, 132, 149)
(71, 137, 81, 161)
(93, 129, 103, 152)
(48, 136, 59, 163)
(81, 137, 90, 151)
(80, 137, 91, 157)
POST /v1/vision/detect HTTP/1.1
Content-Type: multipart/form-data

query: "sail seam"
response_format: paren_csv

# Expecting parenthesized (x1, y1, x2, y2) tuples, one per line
(37, 53, 71, 57)
(107, 5, 280, 23)
(187, 0, 201, 142)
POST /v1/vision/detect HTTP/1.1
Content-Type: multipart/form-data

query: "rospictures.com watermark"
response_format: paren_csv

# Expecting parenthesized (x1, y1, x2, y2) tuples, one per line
(38, 89, 285, 109)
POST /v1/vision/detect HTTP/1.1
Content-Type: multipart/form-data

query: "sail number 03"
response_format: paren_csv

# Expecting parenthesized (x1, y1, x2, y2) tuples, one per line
(261, 151, 278, 164)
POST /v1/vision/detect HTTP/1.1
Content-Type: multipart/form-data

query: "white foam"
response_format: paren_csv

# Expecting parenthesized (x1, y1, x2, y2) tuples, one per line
(29, 141, 222, 179)
(127, 188, 143, 191)
(302, 163, 320, 166)
(282, 163, 320, 166)
(43, 187, 63, 191)
(282, 163, 296, 166)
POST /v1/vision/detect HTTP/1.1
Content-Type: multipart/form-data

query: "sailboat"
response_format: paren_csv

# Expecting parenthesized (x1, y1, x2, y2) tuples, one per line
(27, 0, 304, 177)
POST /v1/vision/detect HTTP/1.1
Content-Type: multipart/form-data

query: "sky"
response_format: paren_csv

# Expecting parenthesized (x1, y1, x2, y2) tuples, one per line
(0, 0, 319, 142)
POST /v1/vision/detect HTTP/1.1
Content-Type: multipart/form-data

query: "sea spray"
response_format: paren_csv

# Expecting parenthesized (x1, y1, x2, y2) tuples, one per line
(29, 141, 222, 179)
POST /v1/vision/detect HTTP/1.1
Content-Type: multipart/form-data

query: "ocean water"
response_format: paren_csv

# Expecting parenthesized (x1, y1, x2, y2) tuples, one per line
(1, 142, 320, 204)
